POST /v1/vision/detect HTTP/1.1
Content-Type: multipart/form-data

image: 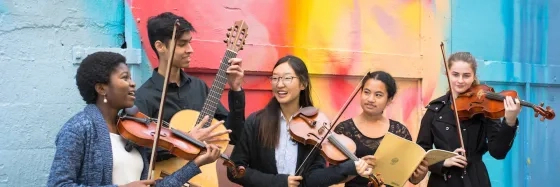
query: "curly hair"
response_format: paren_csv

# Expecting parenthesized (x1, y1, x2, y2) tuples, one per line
(75, 51, 127, 104)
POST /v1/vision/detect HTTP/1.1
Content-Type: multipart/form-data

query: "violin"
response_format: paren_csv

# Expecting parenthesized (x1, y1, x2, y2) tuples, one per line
(116, 106, 246, 178)
(439, 42, 556, 163)
(289, 107, 383, 187)
(453, 84, 555, 121)
(289, 73, 383, 187)
(289, 107, 357, 164)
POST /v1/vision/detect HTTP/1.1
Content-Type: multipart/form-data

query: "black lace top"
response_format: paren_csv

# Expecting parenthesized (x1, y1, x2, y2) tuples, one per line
(334, 118, 412, 187)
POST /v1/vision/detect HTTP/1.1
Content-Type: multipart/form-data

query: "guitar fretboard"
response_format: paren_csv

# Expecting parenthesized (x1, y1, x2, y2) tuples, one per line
(195, 50, 238, 128)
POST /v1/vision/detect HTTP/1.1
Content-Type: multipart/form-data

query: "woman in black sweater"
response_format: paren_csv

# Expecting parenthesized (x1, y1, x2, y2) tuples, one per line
(227, 55, 373, 187)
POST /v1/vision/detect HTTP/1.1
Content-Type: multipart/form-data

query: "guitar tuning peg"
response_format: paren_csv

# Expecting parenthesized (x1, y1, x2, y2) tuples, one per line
(226, 32, 230, 37)
(227, 27, 232, 31)
(223, 39, 228, 43)
(240, 47, 244, 50)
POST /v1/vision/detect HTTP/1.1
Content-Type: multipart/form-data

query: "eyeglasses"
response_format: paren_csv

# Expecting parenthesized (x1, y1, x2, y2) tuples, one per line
(269, 76, 298, 85)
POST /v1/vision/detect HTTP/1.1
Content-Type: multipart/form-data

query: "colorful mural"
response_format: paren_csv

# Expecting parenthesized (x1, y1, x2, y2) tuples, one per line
(124, 0, 559, 186)
(127, 0, 448, 186)
(1, 0, 558, 187)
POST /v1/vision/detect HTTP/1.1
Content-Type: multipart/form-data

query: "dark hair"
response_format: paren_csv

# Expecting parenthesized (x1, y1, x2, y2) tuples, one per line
(75, 51, 127, 104)
(257, 55, 313, 148)
(147, 12, 196, 58)
(447, 52, 480, 85)
(361, 71, 397, 101)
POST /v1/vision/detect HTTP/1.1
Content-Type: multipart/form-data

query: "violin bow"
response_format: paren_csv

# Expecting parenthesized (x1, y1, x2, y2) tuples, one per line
(147, 19, 181, 180)
(295, 72, 368, 176)
(439, 42, 466, 157)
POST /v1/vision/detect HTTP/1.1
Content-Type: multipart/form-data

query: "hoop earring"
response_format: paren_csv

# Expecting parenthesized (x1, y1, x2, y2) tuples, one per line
(103, 94, 107, 103)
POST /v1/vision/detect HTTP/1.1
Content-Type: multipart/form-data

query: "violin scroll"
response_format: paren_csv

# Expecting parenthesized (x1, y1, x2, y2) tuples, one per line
(222, 159, 246, 178)
(367, 174, 384, 187)
(533, 102, 555, 121)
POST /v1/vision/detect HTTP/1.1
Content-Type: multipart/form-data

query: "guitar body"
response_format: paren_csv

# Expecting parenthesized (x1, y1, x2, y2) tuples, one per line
(153, 109, 230, 187)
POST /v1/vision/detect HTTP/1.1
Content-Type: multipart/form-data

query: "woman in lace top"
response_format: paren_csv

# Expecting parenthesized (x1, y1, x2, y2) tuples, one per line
(334, 71, 429, 187)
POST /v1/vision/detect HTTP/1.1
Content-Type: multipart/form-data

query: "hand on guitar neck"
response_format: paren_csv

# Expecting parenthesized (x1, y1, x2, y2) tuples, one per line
(226, 58, 244, 91)
(188, 115, 232, 144)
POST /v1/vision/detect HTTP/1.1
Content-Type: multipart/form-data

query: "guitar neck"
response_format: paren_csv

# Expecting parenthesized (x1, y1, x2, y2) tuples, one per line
(196, 49, 238, 128)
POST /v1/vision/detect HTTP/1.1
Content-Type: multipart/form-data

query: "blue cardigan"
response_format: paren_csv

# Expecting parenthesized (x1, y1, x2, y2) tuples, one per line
(47, 104, 201, 187)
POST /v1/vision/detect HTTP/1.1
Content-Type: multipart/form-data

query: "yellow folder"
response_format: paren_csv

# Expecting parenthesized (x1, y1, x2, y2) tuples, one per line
(371, 132, 457, 187)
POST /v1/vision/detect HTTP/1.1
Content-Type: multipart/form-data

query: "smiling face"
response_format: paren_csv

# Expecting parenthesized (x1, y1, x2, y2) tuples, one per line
(271, 62, 305, 106)
(448, 60, 475, 94)
(360, 79, 391, 115)
(156, 32, 194, 68)
(97, 63, 136, 109)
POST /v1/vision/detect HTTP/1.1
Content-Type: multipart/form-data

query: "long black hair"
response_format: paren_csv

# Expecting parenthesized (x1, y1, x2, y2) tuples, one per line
(257, 55, 313, 148)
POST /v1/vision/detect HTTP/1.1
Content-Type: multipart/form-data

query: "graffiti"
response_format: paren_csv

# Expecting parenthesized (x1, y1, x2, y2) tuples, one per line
(125, 0, 560, 186)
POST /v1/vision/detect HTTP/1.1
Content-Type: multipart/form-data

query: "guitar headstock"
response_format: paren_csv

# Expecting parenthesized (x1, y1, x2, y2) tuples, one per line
(533, 102, 555, 121)
(223, 20, 249, 52)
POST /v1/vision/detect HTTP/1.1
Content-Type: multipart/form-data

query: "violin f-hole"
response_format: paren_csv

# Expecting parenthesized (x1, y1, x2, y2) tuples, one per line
(306, 133, 322, 142)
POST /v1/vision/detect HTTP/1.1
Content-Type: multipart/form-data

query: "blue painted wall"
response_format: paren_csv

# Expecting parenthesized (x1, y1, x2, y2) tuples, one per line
(450, 0, 560, 186)
(0, 1, 126, 186)
(0, 0, 558, 187)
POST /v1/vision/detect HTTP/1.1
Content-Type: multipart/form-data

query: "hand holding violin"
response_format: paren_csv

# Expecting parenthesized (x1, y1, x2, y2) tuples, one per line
(355, 159, 373, 178)
(193, 142, 222, 167)
(503, 96, 522, 126)
(361, 155, 376, 168)
(188, 115, 231, 143)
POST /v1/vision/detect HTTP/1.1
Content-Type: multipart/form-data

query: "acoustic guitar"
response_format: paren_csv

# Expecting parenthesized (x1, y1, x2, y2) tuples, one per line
(152, 20, 249, 187)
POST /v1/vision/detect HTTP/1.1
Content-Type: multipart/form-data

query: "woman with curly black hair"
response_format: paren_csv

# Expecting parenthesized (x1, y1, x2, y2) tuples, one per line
(47, 51, 221, 187)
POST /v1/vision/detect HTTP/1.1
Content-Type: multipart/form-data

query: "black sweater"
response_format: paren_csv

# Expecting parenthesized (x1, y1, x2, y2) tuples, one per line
(227, 111, 358, 187)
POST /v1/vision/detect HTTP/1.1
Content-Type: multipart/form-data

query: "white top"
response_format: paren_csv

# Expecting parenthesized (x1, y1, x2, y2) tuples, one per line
(109, 133, 144, 185)
(275, 112, 299, 175)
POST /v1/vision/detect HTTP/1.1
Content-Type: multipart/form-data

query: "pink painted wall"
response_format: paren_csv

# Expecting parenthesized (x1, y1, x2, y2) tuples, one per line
(128, 0, 452, 186)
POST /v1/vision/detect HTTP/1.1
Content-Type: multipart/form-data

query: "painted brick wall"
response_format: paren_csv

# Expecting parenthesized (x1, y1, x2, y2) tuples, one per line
(0, 1, 126, 186)
(1, 0, 559, 187)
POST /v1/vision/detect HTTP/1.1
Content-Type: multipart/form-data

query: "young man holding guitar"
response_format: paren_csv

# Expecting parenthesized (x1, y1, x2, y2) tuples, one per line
(134, 12, 248, 186)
